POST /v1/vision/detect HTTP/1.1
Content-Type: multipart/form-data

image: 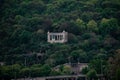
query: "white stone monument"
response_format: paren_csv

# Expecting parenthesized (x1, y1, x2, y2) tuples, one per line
(47, 30, 68, 43)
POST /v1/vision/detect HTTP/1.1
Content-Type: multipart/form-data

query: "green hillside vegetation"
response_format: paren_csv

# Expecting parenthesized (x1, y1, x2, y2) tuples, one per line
(0, 0, 120, 80)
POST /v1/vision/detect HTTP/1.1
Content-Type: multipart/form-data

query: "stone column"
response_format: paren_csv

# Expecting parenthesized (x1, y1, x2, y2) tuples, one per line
(57, 35, 59, 40)
(52, 35, 54, 40)
(65, 32, 67, 41)
(47, 32, 50, 42)
(59, 35, 61, 40)
(51, 35, 53, 41)
(63, 34, 65, 42)
(62, 35, 63, 40)
(58, 35, 59, 40)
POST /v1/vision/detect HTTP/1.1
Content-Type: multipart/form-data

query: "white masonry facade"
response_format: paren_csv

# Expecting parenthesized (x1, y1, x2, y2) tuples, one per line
(47, 31, 68, 43)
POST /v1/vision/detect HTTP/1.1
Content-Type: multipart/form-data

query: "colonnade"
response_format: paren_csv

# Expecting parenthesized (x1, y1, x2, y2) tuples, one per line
(49, 34, 63, 41)
(47, 31, 68, 43)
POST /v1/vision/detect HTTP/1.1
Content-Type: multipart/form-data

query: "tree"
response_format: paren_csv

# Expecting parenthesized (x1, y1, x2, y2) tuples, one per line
(0, 64, 21, 80)
(40, 64, 51, 76)
(116, 68, 120, 80)
(19, 67, 30, 77)
(108, 49, 120, 80)
(81, 67, 89, 74)
(10, 64, 21, 79)
(68, 33, 78, 43)
(70, 49, 87, 63)
(81, 12, 93, 22)
(62, 65, 72, 75)
(21, 0, 45, 14)
(87, 20, 98, 33)
(89, 59, 107, 74)
(103, 35, 119, 49)
(0, 65, 11, 80)
(75, 18, 86, 34)
(30, 67, 41, 77)
(87, 69, 97, 80)
(30, 64, 42, 77)
(94, 53, 107, 60)
(50, 70, 62, 76)
(99, 18, 119, 36)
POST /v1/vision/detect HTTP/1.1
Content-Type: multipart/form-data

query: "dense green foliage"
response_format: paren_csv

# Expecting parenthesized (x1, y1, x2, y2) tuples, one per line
(0, 0, 120, 80)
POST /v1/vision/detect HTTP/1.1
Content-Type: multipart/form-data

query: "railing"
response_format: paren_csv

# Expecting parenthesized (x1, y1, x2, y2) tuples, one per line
(12, 74, 104, 80)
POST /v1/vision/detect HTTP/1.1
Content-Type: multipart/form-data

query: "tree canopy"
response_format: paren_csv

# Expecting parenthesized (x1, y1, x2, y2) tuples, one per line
(0, 0, 120, 79)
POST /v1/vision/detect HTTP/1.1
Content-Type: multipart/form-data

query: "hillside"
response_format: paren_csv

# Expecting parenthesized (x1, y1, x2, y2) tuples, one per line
(0, 0, 120, 80)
